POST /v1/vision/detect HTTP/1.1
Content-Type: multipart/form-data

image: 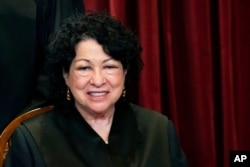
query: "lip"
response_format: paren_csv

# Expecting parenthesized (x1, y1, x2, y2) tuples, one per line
(87, 91, 109, 99)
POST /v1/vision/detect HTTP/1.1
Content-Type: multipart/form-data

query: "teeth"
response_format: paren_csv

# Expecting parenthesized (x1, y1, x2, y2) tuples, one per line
(90, 92, 106, 96)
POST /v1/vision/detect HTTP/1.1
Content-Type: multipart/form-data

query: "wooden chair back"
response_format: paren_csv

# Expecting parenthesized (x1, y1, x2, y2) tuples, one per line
(0, 105, 54, 167)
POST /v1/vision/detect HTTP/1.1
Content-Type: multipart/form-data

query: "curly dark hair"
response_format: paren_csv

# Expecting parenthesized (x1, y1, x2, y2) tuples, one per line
(45, 12, 143, 109)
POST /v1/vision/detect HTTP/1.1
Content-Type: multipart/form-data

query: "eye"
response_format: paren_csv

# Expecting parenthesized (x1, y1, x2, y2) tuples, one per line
(78, 66, 91, 71)
(104, 65, 117, 69)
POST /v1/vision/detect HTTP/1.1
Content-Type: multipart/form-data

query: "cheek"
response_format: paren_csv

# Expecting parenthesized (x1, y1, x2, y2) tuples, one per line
(68, 74, 88, 89)
(108, 73, 126, 87)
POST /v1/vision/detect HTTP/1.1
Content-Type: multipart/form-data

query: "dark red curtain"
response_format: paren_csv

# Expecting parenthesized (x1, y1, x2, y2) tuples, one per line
(84, 0, 250, 167)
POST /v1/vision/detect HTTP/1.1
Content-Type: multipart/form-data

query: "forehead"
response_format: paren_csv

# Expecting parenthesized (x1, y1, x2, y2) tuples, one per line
(74, 39, 111, 60)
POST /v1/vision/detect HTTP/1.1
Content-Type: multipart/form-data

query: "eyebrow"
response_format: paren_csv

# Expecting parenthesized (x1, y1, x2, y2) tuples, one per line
(73, 58, 114, 63)
(73, 58, 90, 63)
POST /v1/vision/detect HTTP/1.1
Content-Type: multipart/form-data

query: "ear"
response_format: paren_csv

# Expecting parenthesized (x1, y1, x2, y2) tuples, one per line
(63, 69, 69, 86)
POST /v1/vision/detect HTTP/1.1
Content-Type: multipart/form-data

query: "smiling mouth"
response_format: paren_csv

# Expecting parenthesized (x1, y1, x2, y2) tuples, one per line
(89, 92, 108, 97)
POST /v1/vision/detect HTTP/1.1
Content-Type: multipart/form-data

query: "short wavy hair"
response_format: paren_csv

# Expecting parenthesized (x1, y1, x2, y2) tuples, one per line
(45, 12, 143, 109)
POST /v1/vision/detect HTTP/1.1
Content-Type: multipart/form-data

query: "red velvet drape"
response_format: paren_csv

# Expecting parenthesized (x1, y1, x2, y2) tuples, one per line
(84, 0, 250, 167)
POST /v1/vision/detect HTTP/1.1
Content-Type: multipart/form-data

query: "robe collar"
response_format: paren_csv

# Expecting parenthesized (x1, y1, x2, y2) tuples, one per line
(55, 102, 142, 166)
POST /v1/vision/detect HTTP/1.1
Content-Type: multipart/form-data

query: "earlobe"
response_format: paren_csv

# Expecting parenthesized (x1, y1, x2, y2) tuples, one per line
(63, 70, 69, 85)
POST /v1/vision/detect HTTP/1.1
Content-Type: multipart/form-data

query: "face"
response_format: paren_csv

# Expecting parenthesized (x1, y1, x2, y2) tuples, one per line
(63, 39, 126, 116)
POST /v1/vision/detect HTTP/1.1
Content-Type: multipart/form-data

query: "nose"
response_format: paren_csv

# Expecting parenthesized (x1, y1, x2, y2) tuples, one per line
(90, 69, 106, 87)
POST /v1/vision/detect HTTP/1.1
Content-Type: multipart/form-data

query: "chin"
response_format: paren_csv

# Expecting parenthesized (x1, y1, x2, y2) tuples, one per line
(89, 105, 114, 114)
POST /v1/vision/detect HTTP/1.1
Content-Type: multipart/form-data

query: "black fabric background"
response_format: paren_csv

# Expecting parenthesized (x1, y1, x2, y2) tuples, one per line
(0, 0, 85, 132)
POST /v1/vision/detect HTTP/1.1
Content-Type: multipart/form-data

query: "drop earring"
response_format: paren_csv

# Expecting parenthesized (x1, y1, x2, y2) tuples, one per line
(66, 87, 71, 101)
(122, 88, 126, 97)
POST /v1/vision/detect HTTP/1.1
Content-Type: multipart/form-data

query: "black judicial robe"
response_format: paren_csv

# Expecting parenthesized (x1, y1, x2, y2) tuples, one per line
(0, 0, 84, 132)
(5, 104, 188, 167)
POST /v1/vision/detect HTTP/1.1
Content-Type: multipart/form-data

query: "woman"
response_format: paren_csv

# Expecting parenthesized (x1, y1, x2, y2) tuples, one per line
(5, 12, 188, 167)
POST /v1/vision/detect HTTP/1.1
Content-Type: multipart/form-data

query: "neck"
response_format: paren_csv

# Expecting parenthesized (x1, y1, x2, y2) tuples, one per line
(76, 105, 115, 142)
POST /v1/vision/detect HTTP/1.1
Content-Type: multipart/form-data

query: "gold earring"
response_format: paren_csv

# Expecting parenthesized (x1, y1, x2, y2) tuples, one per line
(122, 88, 126, 97)
(66, 87, 71, 101)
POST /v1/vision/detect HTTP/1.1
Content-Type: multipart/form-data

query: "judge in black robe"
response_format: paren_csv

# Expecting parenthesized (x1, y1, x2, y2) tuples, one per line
(4, 11, 188, 167)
